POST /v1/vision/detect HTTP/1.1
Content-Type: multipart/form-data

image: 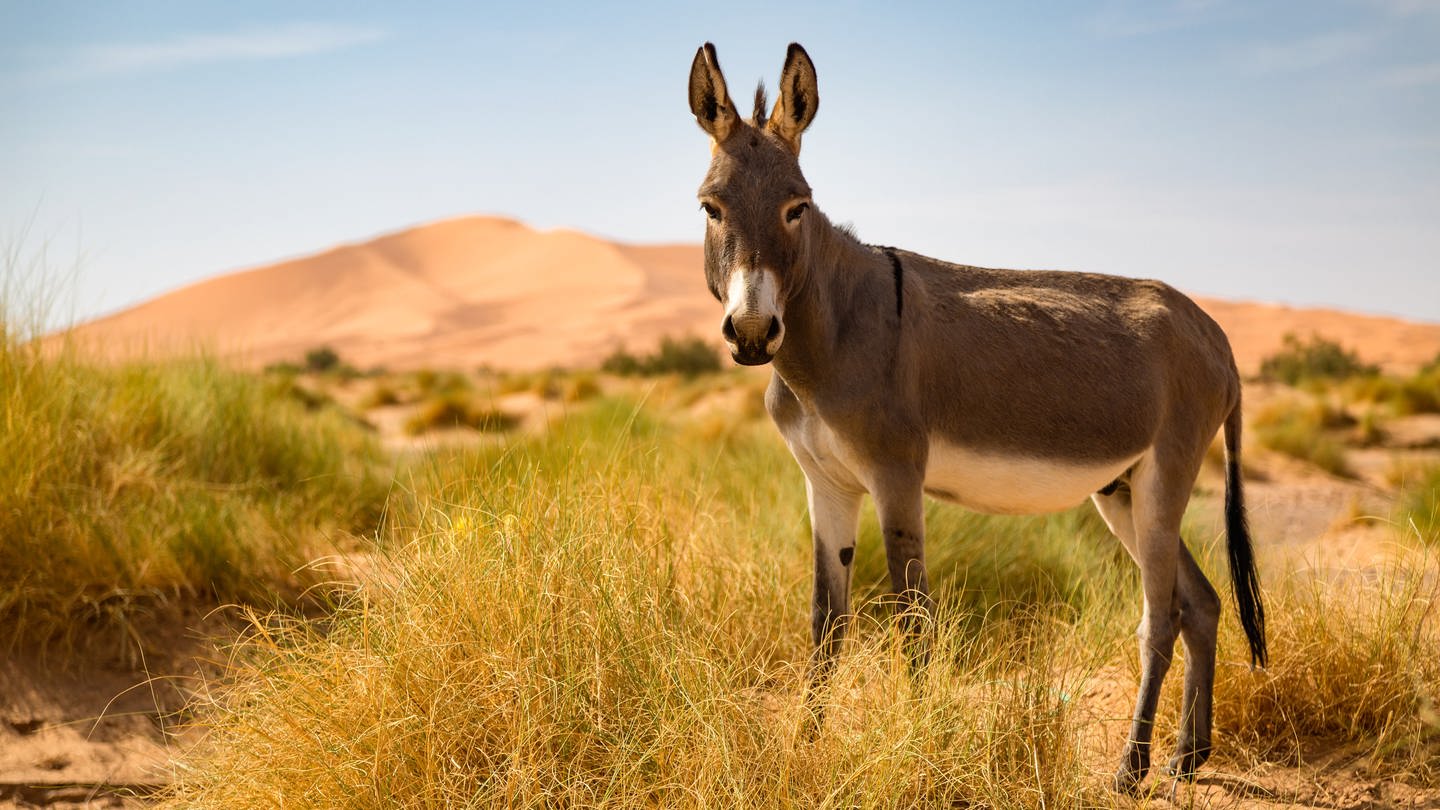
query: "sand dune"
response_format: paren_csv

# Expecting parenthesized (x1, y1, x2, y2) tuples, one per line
(60, 215, 1440, 373)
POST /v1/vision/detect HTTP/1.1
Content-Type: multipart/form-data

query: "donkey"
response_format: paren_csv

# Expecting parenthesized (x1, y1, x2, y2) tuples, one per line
(686, 42, 1266, 792)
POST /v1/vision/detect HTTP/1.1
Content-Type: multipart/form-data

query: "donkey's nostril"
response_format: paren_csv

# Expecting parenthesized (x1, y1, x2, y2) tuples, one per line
(721, 315, 739, 342)
(765, 316, 781, 341)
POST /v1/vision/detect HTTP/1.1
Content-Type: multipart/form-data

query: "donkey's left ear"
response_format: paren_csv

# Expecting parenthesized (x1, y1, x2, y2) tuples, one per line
(767, 43, 818, 154)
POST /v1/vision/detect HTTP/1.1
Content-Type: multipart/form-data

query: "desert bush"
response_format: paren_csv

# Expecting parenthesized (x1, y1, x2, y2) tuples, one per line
(600, 346, 642, 375)
(603, 335, 722, 379)
(359, 381, 401, 409)
(1393, 371, 1440, 416)
(304, 345, 340, 373)
(1259, 333, 1378, 386)
(563, 372, 601, 402)
(403, 392, 517, 435)
(262, 372, 335, 412)
(1251, 397, 1351, 476)
(0, 332, 391, 652)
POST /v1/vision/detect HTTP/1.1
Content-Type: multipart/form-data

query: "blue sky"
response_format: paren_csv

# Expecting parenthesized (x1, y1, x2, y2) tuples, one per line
(2, 0, 1438, 325)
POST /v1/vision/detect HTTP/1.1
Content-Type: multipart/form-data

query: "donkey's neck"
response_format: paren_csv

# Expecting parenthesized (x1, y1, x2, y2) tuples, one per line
(772, 214, 896, 398)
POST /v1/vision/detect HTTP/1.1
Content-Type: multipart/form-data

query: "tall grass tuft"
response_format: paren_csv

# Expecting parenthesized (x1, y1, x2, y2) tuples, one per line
(1212, 548, 1440, 783)
(0, 330, 392, 652)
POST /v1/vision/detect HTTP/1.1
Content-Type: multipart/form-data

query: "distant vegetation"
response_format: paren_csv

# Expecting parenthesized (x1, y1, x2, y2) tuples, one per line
(602, 335, 722, 378)
(1258, 332, 1378, 386)
(1250, 337, 1440, 477)
(304, 345, 340, 373)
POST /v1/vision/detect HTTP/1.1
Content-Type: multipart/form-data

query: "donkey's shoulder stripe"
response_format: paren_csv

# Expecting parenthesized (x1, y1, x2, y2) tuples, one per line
(882, 248, 903, 319)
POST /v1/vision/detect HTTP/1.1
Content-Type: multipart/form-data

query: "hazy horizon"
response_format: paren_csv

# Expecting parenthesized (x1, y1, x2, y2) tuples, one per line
(3, 1, 1438, 326)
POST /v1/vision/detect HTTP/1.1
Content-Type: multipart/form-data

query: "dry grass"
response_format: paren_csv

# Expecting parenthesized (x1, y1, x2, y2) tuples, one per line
(162, 401, 1131, 808)
(1212, 547, 1440, 783)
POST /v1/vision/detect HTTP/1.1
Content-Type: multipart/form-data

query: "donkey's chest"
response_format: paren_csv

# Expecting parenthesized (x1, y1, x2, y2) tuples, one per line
(923, 438, 1141, 515)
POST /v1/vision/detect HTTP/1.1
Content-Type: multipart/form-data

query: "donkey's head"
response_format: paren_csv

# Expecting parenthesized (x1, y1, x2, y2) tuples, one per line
(688, 43, 819, 366)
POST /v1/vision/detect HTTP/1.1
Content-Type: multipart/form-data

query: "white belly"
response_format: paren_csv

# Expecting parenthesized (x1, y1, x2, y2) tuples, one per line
(924, 438, 1142, 515)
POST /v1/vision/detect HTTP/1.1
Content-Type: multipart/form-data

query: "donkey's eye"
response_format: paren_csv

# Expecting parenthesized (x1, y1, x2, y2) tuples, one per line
(700, 202, 722, 222)
(785, 202, 810, 223)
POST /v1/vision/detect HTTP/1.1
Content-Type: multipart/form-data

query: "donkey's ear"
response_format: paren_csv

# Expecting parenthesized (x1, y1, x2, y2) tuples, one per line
(767, 43, 818, 153)
(689, 43, 738, 143)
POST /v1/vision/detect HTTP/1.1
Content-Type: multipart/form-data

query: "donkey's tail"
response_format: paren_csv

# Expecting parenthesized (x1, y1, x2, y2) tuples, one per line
(1224, 396, 1268, 668)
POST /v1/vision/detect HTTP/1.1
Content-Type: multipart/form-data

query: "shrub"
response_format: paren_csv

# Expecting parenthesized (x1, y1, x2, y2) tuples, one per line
(360, 382, 401, 409)
(1394, 372, 1440, 416)
(602, 336, 721, 379)
(304, 345, 340, 373)
(1259, 333, 1378, 386)
(600, 346, 642, 376)
(404, 393, 517, 435)
(563, 373, 601, 402)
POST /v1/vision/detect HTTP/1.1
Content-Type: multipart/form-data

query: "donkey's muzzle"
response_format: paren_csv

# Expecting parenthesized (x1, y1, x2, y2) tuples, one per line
(722, 313, 783, 365)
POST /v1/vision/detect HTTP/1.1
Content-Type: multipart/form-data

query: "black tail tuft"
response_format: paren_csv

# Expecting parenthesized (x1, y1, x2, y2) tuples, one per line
(1225, 401, 1268, 668)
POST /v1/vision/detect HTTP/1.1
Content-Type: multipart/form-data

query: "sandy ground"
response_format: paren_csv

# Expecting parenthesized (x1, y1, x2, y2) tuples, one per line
(53, 216, 1440, 375)
(0, 607, 229, 809)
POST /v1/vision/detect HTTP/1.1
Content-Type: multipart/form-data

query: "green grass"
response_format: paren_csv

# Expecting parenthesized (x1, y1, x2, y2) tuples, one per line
(1252, 396, 1353, 476)
(0, 330, 392, 652)
(1399, 464, 1440, 544)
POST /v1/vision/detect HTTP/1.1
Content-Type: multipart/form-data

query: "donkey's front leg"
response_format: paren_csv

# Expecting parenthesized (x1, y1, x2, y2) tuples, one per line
(802, 477, 863, 722)
(872, 471, 932, 671)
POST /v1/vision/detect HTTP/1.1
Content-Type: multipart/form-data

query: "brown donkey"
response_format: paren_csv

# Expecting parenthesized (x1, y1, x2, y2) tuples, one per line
(687, 42, 1266, 792)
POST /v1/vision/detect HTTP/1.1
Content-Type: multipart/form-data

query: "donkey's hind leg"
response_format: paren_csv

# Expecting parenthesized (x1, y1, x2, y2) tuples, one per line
(1168, 541, 1220, 779)
(1091, 460, 1185, 794)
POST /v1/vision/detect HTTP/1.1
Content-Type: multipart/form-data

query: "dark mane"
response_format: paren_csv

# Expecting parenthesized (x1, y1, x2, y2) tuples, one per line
(752, 81, 768, 127)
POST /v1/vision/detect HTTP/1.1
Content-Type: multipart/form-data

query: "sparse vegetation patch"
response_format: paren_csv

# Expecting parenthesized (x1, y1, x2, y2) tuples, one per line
(1259, 332, 1378, 386)
(602, 335, 722, 378)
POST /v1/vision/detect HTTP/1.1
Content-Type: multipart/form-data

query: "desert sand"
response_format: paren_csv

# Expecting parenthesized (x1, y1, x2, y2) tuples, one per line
(58, 215, 1440, 374)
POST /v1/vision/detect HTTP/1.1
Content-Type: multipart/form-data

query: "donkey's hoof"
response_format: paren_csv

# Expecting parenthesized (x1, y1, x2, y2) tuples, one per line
(1166, 746, 1211, 781)
(1112, 768, 1144, 796)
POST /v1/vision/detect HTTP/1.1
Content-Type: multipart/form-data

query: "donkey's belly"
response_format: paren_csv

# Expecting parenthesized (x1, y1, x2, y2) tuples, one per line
(924, 438, 1142, 515)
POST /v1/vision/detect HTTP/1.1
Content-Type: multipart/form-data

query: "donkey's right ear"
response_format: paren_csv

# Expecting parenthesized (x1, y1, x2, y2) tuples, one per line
(689, 43, 737, 143)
